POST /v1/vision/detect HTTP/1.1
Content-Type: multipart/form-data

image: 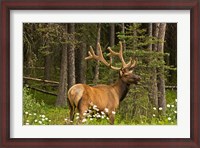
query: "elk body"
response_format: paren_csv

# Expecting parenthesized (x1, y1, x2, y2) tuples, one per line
(67, 42, 140, 124)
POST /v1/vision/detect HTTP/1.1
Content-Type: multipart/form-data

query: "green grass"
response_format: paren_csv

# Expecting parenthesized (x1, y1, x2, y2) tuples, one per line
(23, 87, 177, 125)
(30, 89, 57, 106)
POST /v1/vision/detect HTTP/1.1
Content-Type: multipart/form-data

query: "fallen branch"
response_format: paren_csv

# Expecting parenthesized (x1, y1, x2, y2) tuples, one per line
(26, 86, 57, 96)
(23, 76, 59, 84)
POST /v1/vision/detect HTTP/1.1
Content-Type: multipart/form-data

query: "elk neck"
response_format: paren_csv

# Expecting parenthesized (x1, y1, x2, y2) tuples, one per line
(112, 78, 130, 102)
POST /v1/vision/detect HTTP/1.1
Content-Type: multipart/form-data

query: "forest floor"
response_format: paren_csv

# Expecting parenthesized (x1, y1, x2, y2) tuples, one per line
(23, 87, 177, 125)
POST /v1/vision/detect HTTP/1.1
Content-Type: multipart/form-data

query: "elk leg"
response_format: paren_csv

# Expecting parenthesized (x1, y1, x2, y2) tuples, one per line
(78, 99, 89, 123)
(70, 106, 75, 122)
(79, 107, 89, 123)
(108, 113, 115, 125)
(67, 97, 75, 123)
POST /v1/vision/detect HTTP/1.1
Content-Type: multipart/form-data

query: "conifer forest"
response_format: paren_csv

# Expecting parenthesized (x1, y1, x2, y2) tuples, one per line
(23, 23, 177, 125)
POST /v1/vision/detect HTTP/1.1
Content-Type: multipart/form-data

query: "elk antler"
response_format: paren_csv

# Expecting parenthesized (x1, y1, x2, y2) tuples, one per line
(85, 42, 137, 70)
(107, 41, 136, 69)
(85, 43, 110, 66)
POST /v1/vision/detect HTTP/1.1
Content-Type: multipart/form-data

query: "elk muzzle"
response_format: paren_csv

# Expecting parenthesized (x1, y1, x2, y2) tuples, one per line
(130, 74, 141, 84)
(134, 75, 141, 84)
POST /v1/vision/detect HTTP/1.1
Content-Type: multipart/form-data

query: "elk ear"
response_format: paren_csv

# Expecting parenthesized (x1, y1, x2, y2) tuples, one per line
(119, 70, 123, 77)
(119, 68, 128, 77)
(119, 68, 124, 77)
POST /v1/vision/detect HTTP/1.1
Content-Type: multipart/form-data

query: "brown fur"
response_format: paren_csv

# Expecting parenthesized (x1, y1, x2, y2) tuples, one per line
(67, 69, 140, 124)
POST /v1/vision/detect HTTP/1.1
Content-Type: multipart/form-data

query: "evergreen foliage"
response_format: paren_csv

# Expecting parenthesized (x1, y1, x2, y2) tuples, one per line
(23, 23, 177, 125)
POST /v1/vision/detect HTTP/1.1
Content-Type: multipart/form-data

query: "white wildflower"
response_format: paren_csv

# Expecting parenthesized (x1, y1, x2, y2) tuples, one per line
(153, 107, 156, 110)
(175, 99, 177, 102)
(94, 108, 99, 111)
(112, 111, 116, 115)
(167, 104, 170, 108)
(45, 117, 48, 120)
(101, 116, 105, 119)
(104, 108, 109, 112)
(174, 111, 177, 114)
(168, 117, 171, 121)
(25, 112, 28, 115)
(90, 118, 93, 121)
(25, 123, 29, 125)
(26, 120, 29, 122)
(153, 114, 156, 117)
(29, 113, 32, 116)
(106, 117, 109, 120)
(42, 118, 45, 121)
(34, 120, 38, 123)
(159, 107, 163, 110)
(76, 113, 79, 116)
(101, 111, 105, 115)
(82, 118, 87, 123)
(64, 118, 68, 121)
(88, 110, 92, 113)
(93, 105, 97, 109)
(76, 116, 79, 119)
(171, 105, 174, 108)
(83, 112, 87, 116)
(41, 115, 45, 118)
(70, 120, 73, 123)
(49, 120, 51, 122)
(33, 113, 37, 116)
(97, 114, 101, 118)
(38, 121, 42, 124)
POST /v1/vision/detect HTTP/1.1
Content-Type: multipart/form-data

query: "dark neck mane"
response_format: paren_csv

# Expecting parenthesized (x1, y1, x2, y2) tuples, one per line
(112, 79, 130, 102)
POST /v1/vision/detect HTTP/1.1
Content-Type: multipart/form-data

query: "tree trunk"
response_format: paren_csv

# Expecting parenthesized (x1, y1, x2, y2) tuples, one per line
(148, 23, 159, 107)
(93, 23, 101, 84)
(148, 23, 153, 51)
(67, 23, 76, 90)
(157, 23, 167, 112)
(55, 24, 68, 107)
(110, 23, 115, 47)
(153, 23, 160, 51)
(24, 47, 32, 84)
(121, 23, 126, 51)
(75, 42, 87, 84)
(44, 23, 54, 80)
(24, 24, 34, 78)
(133, 23, 137, 50)
(44, 49, 51, 80)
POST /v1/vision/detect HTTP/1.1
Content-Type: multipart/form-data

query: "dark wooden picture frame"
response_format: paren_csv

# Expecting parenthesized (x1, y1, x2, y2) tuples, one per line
(1, 0, 199, 147)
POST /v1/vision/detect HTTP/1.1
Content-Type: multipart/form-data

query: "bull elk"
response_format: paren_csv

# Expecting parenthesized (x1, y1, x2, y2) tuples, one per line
(67, 42, 141, 124)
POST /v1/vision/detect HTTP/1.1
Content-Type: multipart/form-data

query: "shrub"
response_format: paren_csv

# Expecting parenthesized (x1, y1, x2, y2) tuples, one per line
(23, 86, 51, 125)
